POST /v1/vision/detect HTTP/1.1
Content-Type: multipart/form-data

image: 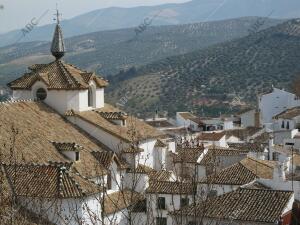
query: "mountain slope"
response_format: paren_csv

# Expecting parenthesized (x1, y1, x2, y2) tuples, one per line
(1, 0, 300, 47)
(0, 17, 282, 87)
(106, 19, 300, 117)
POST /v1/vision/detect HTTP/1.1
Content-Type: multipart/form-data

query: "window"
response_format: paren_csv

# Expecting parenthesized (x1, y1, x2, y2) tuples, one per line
(156, 217, 167, 225)
(75, 152, 80, 161)
(208, 190, 218, 197)
(88, 87, 93, 107)
(180, 197, 189, 207)
(273, 152, 279, 161)
(286, 121, 290, 129)
(157, 197, 165, 210)
(36, 88, 47, 100)
(107, 173, 112, 190)
(281, 121, 285, 128)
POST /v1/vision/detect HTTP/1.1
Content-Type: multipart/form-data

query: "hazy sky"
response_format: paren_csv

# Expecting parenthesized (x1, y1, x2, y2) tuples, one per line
(0, 0, 190, 33)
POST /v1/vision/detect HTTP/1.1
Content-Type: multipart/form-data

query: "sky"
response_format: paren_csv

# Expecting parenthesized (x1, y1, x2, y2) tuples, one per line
(0, 0, 190, 33)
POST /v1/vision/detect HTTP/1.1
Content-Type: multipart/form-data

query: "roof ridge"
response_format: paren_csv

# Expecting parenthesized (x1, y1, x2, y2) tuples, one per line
(57, 60, 80, 87)
(246, 157, 274, 169)
(0, 99, 36, 105)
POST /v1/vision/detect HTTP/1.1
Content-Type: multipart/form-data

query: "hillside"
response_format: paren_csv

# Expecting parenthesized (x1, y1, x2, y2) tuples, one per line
(1, 0, 300, 47)
(106, 19, 300, 117)
(0, 17, 281, 87)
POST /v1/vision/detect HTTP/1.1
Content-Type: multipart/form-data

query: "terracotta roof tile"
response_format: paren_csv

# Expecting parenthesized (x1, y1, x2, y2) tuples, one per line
(103, 190, 144, 215)
(228, 142, 266, 152)
(147, 181, 195, 195)
(71, 104, 164, 142)
(172, 188, 293, 223)
(198, 132, 225, 141)
(148, 170, 173, 181)
(173, 147, 204, 163)
(273, 106, 300, 119)
(200, 157, 276, 185)
(199, 147, 248, 165)
(0, 101, 108, 178)
(155, 139, 167, 148)
(8, 60, 108, 90)
(3, 164, 102, 198)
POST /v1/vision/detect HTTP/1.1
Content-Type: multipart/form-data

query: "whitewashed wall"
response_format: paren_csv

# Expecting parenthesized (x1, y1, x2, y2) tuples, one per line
(68, 116, 129, 153)
(240, 109, 256, 128)
(259, 88, 300, 125)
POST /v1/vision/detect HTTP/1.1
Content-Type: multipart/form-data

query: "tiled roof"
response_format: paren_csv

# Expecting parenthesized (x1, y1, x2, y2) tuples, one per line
(146, 120, 174, 128)
(127, 164, 154, 174)
(188, 117, 204, 125)
(173, 147, 204, 163)
(8, 60, 108, 90)
(149, 170, 173, 181)
(199, 147, 248, 165)
(224, 127, 262, 141)
(178, 112, 195, 120)
(147, 181, 195, 195)
(0, 101, 108, 178)
(155, 139, 167, 148)
(273, 106, 300, 119)
(52, 141, 83, 152)
(103, 190, 144, 215)
(200, 157, 276, 185)
(96, 111, 128, 120)
(198, 132, 225, 141)
(172, 188, 293, 223)
(228, 142, 266, 153)
(122, 146, 144, 154)
(91, 151, 129, 170)
(70, 104, 164, 142)
(3, 164, 102, 199)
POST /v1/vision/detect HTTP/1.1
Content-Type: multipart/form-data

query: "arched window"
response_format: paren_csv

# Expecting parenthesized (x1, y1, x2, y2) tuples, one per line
(36, 88, 47, 100)
(287, 121, 290, 129)
(88, 87, 93, 107)
(281, 121, 285, 129)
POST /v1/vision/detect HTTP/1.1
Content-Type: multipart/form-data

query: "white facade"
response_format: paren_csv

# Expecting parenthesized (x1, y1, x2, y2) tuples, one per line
(12, 80, 105, 115)
(147, 193, 193, 225)
(259, 87, 300, 125)
(240, 109, 257, 128)
(18, 194, 102, 225)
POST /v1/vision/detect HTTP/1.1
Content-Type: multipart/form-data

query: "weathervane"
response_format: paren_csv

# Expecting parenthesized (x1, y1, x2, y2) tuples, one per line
(53, 4, 62, 24)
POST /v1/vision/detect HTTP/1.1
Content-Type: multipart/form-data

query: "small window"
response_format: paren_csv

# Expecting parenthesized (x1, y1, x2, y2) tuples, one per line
(36, 88, 47, 100)
(180, 198, 189, 207)
(281, 121, 285, 129)
(156, 217, 167, 225)
(107, 173, 112, 190)
(75, 152, 80, 161)
(157, 197, 165, 210)
(286, 121, 290, 129)
(88, 87, 93, 107)
(273, 152, 279, 161)
(208, 190, 218, 197)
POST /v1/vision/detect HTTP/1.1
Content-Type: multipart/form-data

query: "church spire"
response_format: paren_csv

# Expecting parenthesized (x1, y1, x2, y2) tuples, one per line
(51, 9, 65, 60)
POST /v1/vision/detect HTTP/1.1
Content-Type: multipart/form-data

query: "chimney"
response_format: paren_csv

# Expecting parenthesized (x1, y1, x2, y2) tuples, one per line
(273, 163, 285, 181)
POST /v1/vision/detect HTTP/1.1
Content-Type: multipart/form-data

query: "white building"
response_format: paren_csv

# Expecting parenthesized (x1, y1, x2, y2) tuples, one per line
(259, 87, 300, 126)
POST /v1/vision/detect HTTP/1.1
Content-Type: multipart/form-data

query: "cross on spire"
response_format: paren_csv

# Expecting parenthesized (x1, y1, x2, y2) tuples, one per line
(54, 4, 62, 24)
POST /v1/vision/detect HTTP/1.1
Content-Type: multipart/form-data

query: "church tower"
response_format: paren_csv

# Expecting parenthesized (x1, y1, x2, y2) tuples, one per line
(8, 10, 108, 115)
